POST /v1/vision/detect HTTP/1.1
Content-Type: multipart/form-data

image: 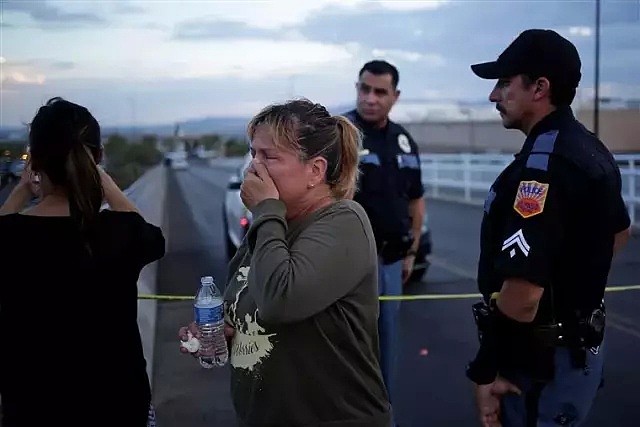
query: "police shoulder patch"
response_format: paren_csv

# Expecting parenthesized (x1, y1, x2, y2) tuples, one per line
(513, 180, 549, 218)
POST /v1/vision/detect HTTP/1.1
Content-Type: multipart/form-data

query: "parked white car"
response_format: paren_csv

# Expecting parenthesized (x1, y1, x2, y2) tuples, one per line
(171, 157, 189, 170)
(163, 151, 189, 170)
(222, 153, 252, 259)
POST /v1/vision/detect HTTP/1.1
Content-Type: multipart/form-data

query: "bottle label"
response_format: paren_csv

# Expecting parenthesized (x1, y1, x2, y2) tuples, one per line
(195, 304, 223, 324)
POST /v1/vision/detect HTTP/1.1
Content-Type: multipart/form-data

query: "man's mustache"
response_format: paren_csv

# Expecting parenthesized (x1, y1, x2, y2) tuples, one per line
(496, 105, 506, 114)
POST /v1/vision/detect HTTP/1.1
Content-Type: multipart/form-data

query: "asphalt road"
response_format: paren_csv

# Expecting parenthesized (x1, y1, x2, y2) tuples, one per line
(152, 163, 237, 426)
(150, 161, 640, 427)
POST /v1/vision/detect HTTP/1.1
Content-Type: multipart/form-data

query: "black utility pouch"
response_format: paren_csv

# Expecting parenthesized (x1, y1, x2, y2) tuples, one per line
(472, 301, 492, 342)
(583, 307, 606, 348)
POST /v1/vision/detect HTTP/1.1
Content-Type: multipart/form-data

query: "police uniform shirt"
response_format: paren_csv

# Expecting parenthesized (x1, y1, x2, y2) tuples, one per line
(478, 106, 631, 321)
(345, 110, 424, 249)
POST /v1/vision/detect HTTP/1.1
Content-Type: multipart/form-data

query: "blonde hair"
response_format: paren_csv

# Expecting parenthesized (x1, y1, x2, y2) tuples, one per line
(247, 99, 361, 199)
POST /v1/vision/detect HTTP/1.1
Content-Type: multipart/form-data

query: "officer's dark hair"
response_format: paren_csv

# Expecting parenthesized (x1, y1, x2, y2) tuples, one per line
(247, 98, 361, 200)
(28, 97, 103, 247)
(521, 74, 577, 107)
(359, 60, 399, 89)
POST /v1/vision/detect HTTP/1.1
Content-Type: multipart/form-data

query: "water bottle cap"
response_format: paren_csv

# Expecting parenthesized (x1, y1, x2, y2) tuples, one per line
(201, 276, 214, 285)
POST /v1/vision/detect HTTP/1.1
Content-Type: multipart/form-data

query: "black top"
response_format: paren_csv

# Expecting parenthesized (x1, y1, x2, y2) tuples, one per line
(478, 106, 631, 322)
(345, 110, 425, 262)
(0, 210, 165, 426)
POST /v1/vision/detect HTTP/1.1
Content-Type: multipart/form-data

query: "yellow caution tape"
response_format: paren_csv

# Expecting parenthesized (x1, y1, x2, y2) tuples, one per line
(379, 293, 482, 301)
(138, 285, 640, 302)
(602, 285, 640, 293)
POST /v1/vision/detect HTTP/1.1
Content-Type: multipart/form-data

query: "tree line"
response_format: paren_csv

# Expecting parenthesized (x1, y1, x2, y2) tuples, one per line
(105, 133, 248, 188)
(0, 132, 249, 190)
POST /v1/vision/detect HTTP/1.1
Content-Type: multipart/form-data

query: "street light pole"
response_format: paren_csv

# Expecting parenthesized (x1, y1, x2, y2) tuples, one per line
(594, 0, 601, 137)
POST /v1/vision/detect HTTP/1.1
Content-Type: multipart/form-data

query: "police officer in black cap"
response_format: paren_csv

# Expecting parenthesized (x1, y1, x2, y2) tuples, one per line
(344, 60, 426, 412)
(465, 29, 632, 427)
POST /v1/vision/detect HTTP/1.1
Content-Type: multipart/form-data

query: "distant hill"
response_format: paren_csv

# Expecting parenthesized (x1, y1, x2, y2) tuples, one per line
(175, 116, 250, 138)
(169, 103, 355, 137)
(77, 117, 249, 140)
(0, 127, 27, 141)
(0, 102, 357, 141)
(170, 103, 355, 138)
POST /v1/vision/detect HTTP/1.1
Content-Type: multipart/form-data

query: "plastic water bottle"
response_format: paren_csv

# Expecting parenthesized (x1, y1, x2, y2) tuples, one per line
(194, 276, 228, 368)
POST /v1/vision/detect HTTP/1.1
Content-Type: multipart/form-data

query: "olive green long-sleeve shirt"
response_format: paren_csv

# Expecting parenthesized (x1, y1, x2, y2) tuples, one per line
(223, 198, 391, 427)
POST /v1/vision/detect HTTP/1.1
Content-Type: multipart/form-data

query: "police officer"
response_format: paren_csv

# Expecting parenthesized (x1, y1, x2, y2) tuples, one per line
(344, 60, 426, 410)
(465, 29, 632, 427)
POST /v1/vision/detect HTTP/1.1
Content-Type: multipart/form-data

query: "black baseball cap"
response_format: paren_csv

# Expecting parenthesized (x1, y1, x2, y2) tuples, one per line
(471, 29, 582, 88)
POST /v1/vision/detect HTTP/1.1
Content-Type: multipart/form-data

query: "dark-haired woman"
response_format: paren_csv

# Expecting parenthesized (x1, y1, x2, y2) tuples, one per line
(0, 97, 165, 426)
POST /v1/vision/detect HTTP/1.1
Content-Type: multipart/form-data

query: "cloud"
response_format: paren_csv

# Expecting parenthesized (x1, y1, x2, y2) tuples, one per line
(167, 0, 447, 35)
(555, 26, 594, 41)
(1, 0, 637, 127)
(173, 20, 281, 41)
(0, 60, 47, 87)
(140, 22, 172, 32)
(374, 0, 449, 11)
(600, 22, 640, 50)
(9, 34, 358, 82)
(371, 48, 445, 65)
(50, 61, 76, 70)
(568, 26, 593, 37)
(391, 101, 494, 122)
(0, 59, 74, 86)
(575, 83, 640, 107)
(600, 1, 640, 25)
(170, 1, 351, 30)
(422, 89, 445, 99)
(296, 1, 638, 86)
(3, 58, 75, 70)
(111, 2, 146, 15)
(0, 74, 355, 127)
(173, 40, 356, 80)
(299, 1, 600, 54)
(1, 72, 46, 86)
(3, 1, 105, 25)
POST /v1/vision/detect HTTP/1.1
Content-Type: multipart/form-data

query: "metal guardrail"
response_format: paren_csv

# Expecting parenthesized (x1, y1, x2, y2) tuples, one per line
(107, 165, 166, 383)
(421, 153, 640, 227)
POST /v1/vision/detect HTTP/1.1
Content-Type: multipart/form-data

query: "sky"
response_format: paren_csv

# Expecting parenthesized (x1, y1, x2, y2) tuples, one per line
(1, 0, 639, 127)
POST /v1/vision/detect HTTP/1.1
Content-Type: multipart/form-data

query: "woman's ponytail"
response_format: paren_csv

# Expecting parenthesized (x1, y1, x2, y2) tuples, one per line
(65, 143, 102, 255)
(331, 115, 361, 200)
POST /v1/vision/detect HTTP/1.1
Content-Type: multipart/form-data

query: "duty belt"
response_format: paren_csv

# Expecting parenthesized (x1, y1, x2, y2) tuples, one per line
(532, 305, 606, 349)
